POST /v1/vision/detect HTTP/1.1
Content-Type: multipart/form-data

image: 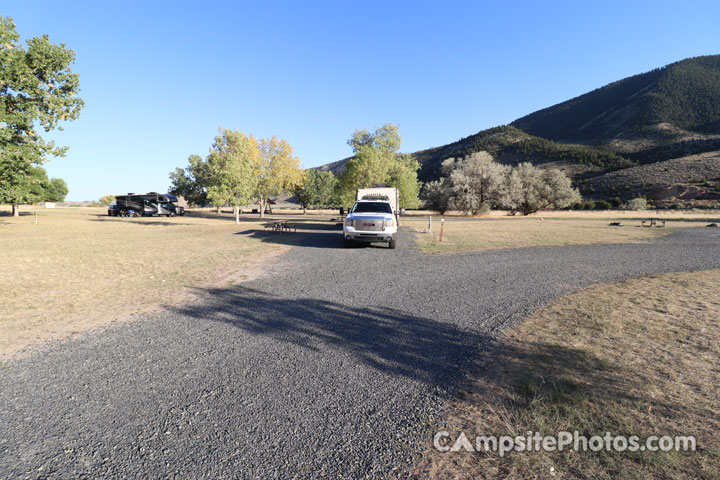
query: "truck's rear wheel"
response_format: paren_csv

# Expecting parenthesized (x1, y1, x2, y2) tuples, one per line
(389, 238, 396, 249)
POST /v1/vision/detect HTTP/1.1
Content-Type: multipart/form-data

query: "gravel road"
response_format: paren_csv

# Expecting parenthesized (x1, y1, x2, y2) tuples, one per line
(2, 226, 719, 479)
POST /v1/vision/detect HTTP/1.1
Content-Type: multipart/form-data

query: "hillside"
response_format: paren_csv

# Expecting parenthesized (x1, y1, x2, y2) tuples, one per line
(584, 150, 720, 205)
(411, 125, 632, 182)
(317, 55, 720, 205)
(512, 55, 720, 145)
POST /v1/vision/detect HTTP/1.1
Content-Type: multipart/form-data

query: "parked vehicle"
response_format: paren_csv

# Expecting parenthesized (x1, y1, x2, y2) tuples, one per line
(108, 193, 185, 217)
(343, 187, 399, 249)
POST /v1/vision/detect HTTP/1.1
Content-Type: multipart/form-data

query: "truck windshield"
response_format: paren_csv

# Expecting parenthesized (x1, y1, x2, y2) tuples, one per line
(351, 202, 392, 214)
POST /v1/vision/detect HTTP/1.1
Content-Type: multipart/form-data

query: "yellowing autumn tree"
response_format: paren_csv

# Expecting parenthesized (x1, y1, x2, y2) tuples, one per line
(254, 136, 303, 217)
(206, 129, 258, 224)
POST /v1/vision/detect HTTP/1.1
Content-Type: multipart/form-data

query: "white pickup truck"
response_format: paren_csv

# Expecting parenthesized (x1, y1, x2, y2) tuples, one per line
(343, 187, 399, 249)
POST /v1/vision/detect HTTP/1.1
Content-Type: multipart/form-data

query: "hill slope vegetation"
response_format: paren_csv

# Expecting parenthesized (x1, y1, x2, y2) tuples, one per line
(319, 55, 720, 205)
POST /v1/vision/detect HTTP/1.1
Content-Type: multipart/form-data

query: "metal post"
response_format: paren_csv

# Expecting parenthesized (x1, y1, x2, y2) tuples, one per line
(439, 217, 445, 242)
(428, 215, 432, 233)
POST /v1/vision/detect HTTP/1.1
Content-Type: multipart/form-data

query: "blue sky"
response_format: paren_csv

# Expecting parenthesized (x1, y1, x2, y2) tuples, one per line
(4, 0, 719, 200)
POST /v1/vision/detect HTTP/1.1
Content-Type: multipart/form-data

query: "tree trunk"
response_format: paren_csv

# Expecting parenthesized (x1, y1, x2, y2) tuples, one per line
(216, 205, 221, 214)
(12, 204, 19, 217)
(303, 206, 307, 215)
(234, 206, 240, 224)
(259, 197, 265, 218)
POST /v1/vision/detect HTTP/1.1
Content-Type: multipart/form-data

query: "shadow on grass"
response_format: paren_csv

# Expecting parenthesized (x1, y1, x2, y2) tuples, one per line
(0, 210, 36, 217)
(89, 217, 196, 226)
(473, 338, 710, 428)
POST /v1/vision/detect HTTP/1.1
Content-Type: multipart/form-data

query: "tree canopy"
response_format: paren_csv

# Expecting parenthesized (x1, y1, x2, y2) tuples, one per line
(255, 136, 304, 218)
(336, 123, 421, 208)
(292, 169, 337, 213)
(169, 132, 303, 219)
(205, 130, 258, 223)
(169, 154, 210, 207)
(0, 16, 83, 215)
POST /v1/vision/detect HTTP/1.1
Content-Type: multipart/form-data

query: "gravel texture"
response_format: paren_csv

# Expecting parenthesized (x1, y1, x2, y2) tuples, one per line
(2, 226, 719, 479)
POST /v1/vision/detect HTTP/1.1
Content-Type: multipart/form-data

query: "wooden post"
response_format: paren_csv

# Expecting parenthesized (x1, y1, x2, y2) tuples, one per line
(439, 217, 445, 242)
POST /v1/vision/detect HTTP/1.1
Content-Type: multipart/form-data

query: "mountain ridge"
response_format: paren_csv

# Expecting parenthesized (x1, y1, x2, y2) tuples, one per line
(317, 55, 720, 205)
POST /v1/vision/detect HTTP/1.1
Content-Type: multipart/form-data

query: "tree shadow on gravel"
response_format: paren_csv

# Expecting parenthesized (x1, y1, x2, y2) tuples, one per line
(235, 229, 346, 248)
(234, 225, 415, 250)
(169, 285, 493, 388)
(168, 283, 684, 416)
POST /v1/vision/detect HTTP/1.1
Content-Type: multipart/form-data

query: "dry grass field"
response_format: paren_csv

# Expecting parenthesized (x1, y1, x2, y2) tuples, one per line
(414, 270, 720, 479)
(403, 210, 720, 253)
(3, 206, 718, 363)
(0, 206, 301, 360)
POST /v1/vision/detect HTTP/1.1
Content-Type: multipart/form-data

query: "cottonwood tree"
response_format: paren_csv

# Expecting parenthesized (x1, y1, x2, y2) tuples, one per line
(0, 16, 83, 215)
(388, 154, 422, 209)
(46, 177, 68, 202)
(99, 195, 115, 206)
(442, 151, 508, 214)
(292, 169, 337, 214)
(336, 123, 421, 208)
(205, 129, 258, 224)
(255, 136, 303, 218)
(169, 154, 211, 207)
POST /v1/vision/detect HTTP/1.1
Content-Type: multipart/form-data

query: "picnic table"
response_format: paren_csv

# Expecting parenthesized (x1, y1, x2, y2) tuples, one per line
(642, 218, 666, 227)
(265, 221, 296, 233)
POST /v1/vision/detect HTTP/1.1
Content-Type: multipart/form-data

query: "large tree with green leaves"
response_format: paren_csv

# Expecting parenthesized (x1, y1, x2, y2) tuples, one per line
(205, 129, 258, 224)
(292, 169, 337, 213)
(336, 123, 421, 208)
(45, 177, 68, 202)
(254, 136, 303, 218)
(0, 16, 83, 215)
(169, 154, 211, 207)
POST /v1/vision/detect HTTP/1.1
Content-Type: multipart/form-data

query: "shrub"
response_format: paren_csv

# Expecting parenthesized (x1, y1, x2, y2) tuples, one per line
(626, 198, 649, 211)
(594, 200, 613, 210)
(421, 179, 452, 214)
(502, 163, 581, 215)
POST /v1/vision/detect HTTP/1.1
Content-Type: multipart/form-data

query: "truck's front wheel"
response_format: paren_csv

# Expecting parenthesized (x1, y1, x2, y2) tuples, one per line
(344, 237, 353, 248)
(388, 238, 396, 249)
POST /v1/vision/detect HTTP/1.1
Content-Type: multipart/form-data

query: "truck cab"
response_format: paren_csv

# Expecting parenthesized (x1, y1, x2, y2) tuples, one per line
(343, 195, 398, 249)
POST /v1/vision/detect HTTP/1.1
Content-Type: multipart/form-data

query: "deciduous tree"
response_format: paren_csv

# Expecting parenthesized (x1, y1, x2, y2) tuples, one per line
(254, 136, 303, 218)
(99, 195, 115, 206)
(205, 130, 258, 224)
(292, 169, 337, 213)
(46, 177, 68, 202)
(501, 163, 580, 215)
(0, 16, 83, 215)
(421, 178, 452, 214)
(169, 154, 210, 207)
(442, 151, 508, 214)
(336, 123, 421, 208)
